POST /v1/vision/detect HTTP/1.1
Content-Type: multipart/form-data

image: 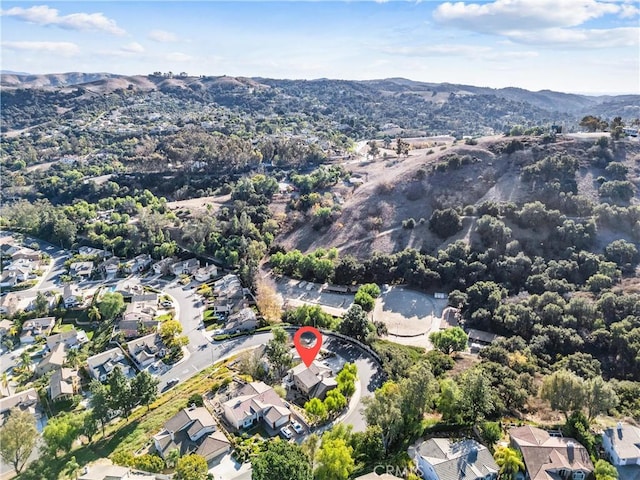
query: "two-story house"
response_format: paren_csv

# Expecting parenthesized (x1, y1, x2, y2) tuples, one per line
(413, 438, 498, 480)
(287, 360, 337, 400)
(86, 347, 132, 382)
(602, 423, 640, 480)
(171, 258, 200, 276)
(510, 426, 594, 480)
(153, 406, 230, 464)
(20, 316, 56, 344)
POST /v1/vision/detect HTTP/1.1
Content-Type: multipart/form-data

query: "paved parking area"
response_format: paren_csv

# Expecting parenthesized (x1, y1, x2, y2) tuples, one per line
(373, 287, 449, 347)
(274, 277, 354, 315)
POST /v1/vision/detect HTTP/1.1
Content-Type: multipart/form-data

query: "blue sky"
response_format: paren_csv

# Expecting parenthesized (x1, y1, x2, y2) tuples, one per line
(1, 0, 639, 93)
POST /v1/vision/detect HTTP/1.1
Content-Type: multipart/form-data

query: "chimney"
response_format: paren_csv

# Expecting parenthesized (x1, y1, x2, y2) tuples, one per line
(169, 430, 174, 441)
(567, 441, 575, 464)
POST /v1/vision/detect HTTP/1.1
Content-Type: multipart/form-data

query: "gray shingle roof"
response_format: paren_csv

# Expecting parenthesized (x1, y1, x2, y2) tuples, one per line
(417, 438, 498, 480)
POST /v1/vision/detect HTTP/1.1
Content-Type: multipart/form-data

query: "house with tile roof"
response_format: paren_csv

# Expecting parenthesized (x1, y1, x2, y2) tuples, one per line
(287, 360, 337, 400)
(510, 426, 594, 480)
(222, 381, 291, 432)
(49, 368, 80, 402)
(602, 423, 640, 480)
(413, 438, 498, 480)
(153, 406, 230, 463)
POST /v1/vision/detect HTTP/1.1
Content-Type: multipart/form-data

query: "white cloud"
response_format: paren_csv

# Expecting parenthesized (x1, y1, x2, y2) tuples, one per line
(433, 1, 639, 48)
(507, 26, 639, 48)
(1, 5, 125, 35)
(433, 0, 631, 31)
(121, 42, 145, 53)
(166, 52, 192, 62)
(148, 29, 178, 43)
(1, 41, 80, 56)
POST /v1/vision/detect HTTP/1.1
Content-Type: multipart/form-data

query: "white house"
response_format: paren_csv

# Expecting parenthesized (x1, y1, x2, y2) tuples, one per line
(86, 347, 132, 382)
(194, 263, 218, 282)
(222, 381, 291, 432)
(171, 258, 200, 276)
(123, 254, 152, 274)
(225, 308, 258, 333)
(602, 423, 640, 480)
(20, 316, 56, 344)
(63, 284, 82, 308)
(0, 271, 18, 289)
(127, 334, 165, 368)
(70, 261, 94, 278)
(413, 438, 498, 480)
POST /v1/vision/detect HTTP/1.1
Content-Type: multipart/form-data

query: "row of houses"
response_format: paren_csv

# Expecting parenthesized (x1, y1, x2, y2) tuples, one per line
(408, 424, 640, 480)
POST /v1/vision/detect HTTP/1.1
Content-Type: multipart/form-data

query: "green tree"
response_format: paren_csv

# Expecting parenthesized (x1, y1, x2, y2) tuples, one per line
(494, 446, 524, 480)
(584, 376, 619, 420)
(459, 369, 494, 423)
(352, 425, 385, 465)
(89, 380, 111, 436)
(131, 370, 160, 411)
(338, 304, 370, 343)
(367, 140, 380, 159)
(429, 208, 463, 239)
(252, 439, 312, 480)
(109, 366, 135, 420)
(42, 413, 81, 458)
(482, 422, 502, 448)
(174, 454, 208, 480)
(33, 292, 49, 315)
(87, 306, 101, 323)
(62, 456, 81, 480)
(266, 326, 293, 379)
(363, 381, 404, 452)
(354, 290, 375, 312)
(429, 327, 468, 355)
(594, 459, 618, 480)
(166, 449, 181, 468)
(304, 397, 328, 422)
(81, 412, 99, 443)
(19, 351, 33, 371)
(0, 408, 38, 473)
(324, 389, 347, 413)
(540, 369, 585, 420)
(336, 363, 357, 398)
(315, 438, 355, 480)
(437, 377, 462, 423)
(98, 292, 125, 321)
(301, 433, 320, 469)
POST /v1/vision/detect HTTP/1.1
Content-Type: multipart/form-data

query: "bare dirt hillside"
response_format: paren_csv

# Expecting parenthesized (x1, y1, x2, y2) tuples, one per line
(276, 135, 640, 258)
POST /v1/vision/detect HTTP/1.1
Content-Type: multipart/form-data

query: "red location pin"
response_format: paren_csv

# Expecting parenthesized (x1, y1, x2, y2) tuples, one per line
(293, 326, 323, 368)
